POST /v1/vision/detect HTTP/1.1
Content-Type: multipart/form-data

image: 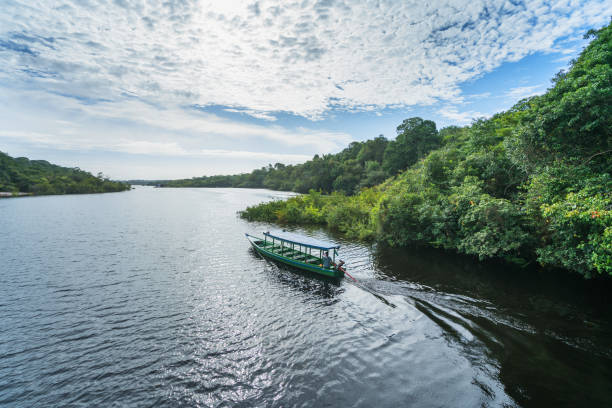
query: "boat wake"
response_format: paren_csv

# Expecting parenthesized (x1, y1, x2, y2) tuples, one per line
(346, 277, 397, 308)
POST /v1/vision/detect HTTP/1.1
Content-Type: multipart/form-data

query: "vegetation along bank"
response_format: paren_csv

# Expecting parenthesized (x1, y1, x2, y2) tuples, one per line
(0, 151, 130, 196)
(240, 23, 612, 279)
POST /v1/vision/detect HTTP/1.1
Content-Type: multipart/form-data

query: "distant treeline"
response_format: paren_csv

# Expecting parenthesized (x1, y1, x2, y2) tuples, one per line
(240, 23, 612, 278)
(155, 129, 438, 194)
(0, 152, 130, 195)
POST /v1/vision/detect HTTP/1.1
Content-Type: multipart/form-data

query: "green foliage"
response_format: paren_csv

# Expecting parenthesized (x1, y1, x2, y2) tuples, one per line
(357, 135, 388, 163)
(239, 22, 612, 278)
(358, 160, 388, 190)
(326, 189, 381, 239)
(0, 152, 130, 195)
(239, 199, 289, 223)
(449, 179, 532, 262)
(528, 170, 612, 276)
(506, 23, 612, 172)
(161, 118, 444, 195)
(382, 117, 440, 175)
(240, 189, 381, 240)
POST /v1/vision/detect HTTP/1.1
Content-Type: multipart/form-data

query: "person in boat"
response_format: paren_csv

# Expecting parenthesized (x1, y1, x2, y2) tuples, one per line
(322, 251, 346, 272)
(322, 251, 332, 268)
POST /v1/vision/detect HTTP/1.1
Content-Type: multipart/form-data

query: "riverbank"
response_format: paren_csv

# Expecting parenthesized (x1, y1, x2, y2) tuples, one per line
(0, 192, 33, 198)
(2, 186, 611, 407)
(239, 184, 611, 279)
(239, 24, 612, 279)
(1, 151, 131, 195)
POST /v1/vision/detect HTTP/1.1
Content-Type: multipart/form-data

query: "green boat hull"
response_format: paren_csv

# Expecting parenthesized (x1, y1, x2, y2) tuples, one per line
(246, 234, 344, 279)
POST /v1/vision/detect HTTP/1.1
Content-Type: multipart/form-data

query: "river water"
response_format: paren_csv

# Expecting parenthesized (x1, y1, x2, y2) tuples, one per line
(1, 187, 610, 407)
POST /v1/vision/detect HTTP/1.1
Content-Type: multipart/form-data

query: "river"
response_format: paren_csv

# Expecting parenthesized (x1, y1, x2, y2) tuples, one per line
(1, 186, 610, 407)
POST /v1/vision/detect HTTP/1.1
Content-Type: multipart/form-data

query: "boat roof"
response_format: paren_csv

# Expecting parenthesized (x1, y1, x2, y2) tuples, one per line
(263, 230, 340, 250)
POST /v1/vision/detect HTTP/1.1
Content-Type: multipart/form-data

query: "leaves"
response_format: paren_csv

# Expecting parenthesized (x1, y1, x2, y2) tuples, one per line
(239, 22, 612, 278)
(0, 152, 129, 195)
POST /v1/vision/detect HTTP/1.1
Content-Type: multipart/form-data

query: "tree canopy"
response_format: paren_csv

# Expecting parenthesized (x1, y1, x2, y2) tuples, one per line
(240, 22, 612, 278)
(157, 118, 443, 195)
(0, 152, 130, 195)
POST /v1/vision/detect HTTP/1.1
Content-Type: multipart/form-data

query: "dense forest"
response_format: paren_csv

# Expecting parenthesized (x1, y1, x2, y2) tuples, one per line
(156, 131, 424, 194)
(156, 108, 442, 192)
(240, 23, 612, 278)
(0, 151, 130, 195)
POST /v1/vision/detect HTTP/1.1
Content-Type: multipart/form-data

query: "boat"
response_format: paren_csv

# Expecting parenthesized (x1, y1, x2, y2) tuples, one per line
(245, 230, 345, 278)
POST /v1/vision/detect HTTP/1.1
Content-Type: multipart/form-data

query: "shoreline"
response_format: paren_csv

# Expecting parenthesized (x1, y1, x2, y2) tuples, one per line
(0, 192, 33, 198)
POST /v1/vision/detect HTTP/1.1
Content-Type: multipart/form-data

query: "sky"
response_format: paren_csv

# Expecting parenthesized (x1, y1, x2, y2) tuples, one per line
(1, 0, 611, 180)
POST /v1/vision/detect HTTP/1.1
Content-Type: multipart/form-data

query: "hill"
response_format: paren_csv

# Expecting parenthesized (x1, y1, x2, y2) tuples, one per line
(0, 152, 130, 196)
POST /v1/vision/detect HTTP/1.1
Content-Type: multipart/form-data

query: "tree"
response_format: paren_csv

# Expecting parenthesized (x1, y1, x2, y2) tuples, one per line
(507, 22, 612, 172)
(382, 117, 440, 174)
(0, 151, 129, 195)
(357, 135, 388, 164)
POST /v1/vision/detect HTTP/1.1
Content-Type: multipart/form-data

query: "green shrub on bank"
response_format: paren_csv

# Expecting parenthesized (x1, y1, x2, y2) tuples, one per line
(240, 23, 612, 278)
(240, 189, 381, 240)
(534, 173, 612, 276)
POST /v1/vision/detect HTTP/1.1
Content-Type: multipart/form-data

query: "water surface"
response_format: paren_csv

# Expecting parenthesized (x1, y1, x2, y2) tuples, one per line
(1, 187, 610, 407)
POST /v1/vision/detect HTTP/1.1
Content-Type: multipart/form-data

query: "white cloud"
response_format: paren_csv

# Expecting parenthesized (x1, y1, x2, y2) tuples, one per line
(438, 106, 488, 125)
(552, 54, 575, 63)
(465, 92, 492, 100)
(113, 141, 189, 156)
(1, 1, 610, 178)
(1, 0, 610, 119)
(108, 141, 312, 161)
(224, 108, 277, 121)
(505, 84, 546, 100)
(0, 86, 349, 161)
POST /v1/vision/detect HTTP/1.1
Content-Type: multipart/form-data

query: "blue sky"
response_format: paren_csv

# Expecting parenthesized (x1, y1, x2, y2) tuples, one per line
(0, 0, 610, 179)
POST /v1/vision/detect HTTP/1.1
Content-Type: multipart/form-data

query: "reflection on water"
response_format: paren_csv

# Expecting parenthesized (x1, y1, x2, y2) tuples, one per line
(248, 247, 343, 301)
(0, 187, 610, 407)
(370, 245, 612, 407)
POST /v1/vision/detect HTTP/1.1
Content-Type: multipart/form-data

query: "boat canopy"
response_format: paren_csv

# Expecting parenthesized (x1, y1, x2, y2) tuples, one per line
(263, 230, 340, 250)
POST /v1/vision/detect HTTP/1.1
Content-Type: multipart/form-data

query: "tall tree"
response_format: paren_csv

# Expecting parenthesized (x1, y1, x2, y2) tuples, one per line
(508, 23, 612, 172)
(382, 117, 440, 174)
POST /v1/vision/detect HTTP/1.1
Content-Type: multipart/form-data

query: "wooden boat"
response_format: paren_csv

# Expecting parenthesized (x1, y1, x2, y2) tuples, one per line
(245, 231, 345, 278)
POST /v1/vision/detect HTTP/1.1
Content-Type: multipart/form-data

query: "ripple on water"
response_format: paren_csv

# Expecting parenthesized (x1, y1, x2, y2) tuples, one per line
(1, 188, 611, 407)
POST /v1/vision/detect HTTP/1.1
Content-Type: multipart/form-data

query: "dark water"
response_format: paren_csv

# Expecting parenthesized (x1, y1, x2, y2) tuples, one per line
(1, 187, 610, 407)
